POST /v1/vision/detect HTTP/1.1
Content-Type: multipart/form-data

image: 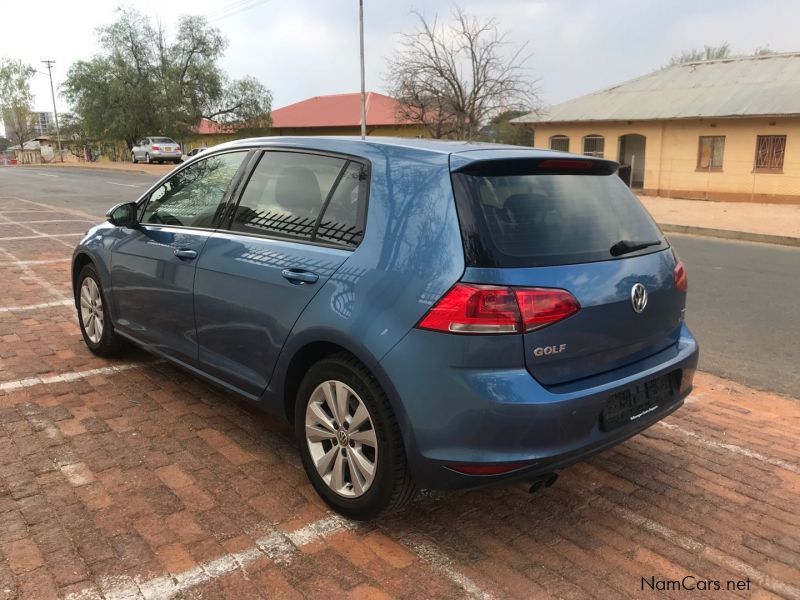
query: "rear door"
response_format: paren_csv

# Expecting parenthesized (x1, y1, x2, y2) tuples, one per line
(193, 150, 368, 396)
(451, 156, 685, 386)
(110, 150, 249, 364)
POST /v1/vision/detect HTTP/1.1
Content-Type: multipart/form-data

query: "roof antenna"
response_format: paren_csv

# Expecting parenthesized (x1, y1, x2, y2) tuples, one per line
(359, 0, 367, 140)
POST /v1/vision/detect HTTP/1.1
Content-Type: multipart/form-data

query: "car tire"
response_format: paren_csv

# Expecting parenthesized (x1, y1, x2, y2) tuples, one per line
(76, 264, 128, 357)
(145, 153, 151, 164)
(295, 353, 416, 520)
(131, 152, 137, 164)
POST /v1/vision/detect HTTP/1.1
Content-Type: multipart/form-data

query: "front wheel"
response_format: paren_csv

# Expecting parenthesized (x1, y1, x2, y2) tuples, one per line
(131, 152, 137, 163)
(76, 264, 128, 356)
(295, 354, 416, 520)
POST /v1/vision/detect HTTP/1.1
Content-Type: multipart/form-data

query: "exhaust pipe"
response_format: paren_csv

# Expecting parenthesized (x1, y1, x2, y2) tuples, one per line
(524, 472, 558, 494)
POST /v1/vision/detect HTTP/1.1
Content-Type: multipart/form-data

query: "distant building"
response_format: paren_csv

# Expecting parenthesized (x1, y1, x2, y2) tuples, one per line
(33, 112, 53, 136)
(269, 92, 424, 137)
(514, 53, 800, 204)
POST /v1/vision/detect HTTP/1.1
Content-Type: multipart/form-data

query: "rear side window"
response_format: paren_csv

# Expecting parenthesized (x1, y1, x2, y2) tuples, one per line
(452, 167, 665, 267)
(231, 151, 366, 247)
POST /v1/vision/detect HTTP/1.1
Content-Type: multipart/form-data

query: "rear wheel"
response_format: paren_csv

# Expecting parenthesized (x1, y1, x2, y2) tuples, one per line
(295, 354, 416, 520)
(76, 264, 128, 356)
(145, 153, 151, 164)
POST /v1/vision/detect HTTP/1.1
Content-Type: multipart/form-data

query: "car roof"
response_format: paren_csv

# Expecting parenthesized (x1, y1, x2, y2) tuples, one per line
(212, 135, 613, 168)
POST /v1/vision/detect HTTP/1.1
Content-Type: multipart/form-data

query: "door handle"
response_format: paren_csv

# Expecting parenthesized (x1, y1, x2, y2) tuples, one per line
(281, 269, 319, 285)
(173, 249, 198, 260)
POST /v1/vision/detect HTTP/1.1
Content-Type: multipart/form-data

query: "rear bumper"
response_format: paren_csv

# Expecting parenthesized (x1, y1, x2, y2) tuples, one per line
(379, 323, 699, 489)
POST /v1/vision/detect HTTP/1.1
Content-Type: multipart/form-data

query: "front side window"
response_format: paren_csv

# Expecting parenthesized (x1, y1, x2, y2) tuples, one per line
(141, 151, 247, 228)
(754, 135, 786, 172)
(583, 135, 605, 158)
(697, 136, 725, 170)
(549, 135, 570, 152)
(231, 151, 367, 247)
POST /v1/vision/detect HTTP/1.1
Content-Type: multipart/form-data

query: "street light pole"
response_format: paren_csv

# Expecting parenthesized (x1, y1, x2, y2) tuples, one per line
(41, 59, 62, 162)
(359, 0, 366, 140)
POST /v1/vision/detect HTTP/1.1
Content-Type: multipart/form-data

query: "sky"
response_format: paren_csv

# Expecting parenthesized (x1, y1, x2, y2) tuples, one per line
(1, 0, 798, 135)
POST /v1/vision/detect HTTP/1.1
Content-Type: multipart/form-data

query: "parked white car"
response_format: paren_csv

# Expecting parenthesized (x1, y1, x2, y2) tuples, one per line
(131, 137, 182, 164)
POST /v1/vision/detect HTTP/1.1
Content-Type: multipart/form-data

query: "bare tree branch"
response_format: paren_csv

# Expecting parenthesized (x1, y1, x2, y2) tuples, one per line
(386, 6, 540, 139)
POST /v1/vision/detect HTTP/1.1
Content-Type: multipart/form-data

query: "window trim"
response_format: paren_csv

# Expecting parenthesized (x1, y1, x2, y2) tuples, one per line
(582, 134, 605, 158)
(549, 135, 570, 152)
(696, 135, 725, 172)
(136, 148, 254, 230)
(221, 147, 371, 250)
(753, 134, 786, 174)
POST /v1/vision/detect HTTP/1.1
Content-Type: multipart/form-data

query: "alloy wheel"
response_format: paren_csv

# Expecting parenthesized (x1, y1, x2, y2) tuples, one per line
(305, 380, 378, 497)
(79, 277, 104, 344)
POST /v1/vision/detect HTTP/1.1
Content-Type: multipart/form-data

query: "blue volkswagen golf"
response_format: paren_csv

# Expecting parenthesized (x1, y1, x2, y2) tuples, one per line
(72, 137, 698, 519)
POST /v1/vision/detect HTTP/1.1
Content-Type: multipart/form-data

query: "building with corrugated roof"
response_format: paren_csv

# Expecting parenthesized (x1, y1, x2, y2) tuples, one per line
(514, 53, 800, 203)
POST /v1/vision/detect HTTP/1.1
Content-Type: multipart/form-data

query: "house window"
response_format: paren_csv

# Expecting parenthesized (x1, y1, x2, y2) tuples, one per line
(549, 135, 569, 152)
(697, 136, 725, 171)
(754, 135, 786, 172)
(582, 135, 605, 158)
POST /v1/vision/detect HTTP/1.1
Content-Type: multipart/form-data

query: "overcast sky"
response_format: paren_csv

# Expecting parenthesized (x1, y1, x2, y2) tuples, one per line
(1, 0, 798, 128)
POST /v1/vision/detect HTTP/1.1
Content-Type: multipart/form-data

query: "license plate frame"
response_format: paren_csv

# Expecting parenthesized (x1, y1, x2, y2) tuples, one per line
(600, 373, 676, 431)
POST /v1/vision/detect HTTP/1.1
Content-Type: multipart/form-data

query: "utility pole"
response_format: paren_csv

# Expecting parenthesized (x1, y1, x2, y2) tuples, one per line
(41, 60, 62, 161)
(359, 0, 366, 140)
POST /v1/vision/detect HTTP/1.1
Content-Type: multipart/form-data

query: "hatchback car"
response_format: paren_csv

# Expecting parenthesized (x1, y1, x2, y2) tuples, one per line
(72, 137, 698, 519)
(131, 136, 182, 164)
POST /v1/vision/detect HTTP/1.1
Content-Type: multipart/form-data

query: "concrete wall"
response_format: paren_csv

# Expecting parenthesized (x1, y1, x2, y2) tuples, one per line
(531, 117, 800, 203)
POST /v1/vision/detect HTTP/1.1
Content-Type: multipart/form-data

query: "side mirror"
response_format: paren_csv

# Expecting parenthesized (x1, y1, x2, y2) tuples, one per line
(106, 202, 139, 228)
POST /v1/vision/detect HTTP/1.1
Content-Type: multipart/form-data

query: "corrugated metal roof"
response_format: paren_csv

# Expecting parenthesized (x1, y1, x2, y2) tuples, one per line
(514, 53, 800, 123)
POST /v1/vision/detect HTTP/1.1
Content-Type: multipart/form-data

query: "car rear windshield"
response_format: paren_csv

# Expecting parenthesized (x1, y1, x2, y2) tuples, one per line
(152, 137, 175, 144)
(451, 169, 666, 268)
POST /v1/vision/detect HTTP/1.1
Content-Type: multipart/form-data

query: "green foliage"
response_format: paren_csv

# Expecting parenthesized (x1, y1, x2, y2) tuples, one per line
(480, 110, 532, 146)
(63, 8, 272, 148)
(0, 59, 38, 155)
(0, 136, 9, 152)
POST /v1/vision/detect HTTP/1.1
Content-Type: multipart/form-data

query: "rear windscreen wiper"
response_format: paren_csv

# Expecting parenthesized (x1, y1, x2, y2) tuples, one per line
(609, 239, 662, 257)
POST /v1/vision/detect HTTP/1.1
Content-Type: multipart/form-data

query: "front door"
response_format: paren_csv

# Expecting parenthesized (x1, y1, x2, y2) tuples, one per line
(110, 150, 249, 364)
(194, 150, 368, 396)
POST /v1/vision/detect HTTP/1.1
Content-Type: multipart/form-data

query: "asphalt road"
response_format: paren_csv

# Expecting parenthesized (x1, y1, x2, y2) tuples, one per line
(2, 165, 798, 398)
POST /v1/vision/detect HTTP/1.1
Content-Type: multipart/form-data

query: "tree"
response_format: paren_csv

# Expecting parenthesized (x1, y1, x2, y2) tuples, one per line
(63, 8, 272, 148)
(55, 113, 96, 160)
(480, 109, 532, 146)
(0, 136, 9, 153)
(668, 43, 732, 65)
(386, 8, 538, 139)
(0, 59, 38, 162)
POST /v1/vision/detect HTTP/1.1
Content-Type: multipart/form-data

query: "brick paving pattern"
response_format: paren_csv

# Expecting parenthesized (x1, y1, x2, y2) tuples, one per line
(0, 194, 798, 599)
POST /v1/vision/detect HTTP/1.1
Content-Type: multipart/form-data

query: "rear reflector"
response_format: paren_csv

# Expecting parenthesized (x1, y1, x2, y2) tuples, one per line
(446, 463, 526, 475)
(417, 283, 579, 334)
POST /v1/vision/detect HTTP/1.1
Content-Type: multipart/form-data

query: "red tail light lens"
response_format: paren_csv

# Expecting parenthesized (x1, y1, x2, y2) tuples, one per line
(417, 283, 579, 334)
(515, 288, 581, 331)
(151, 145, 160, 150)
(674, 260, 687, 292)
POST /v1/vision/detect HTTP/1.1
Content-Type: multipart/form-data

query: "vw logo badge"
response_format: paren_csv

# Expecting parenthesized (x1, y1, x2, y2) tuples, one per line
(631, 283, 648, 313)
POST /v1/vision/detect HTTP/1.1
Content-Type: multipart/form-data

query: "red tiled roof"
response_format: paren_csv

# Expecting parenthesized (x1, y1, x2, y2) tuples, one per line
(270, 92, 415, 128)
(195, 118, 235, 135)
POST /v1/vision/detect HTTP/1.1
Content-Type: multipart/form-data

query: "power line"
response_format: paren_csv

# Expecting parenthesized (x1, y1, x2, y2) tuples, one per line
(207, 0, 271, 22)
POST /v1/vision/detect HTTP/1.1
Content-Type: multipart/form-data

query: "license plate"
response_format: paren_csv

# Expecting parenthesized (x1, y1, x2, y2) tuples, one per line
(164, 147, 172, 152)
(600, 373, 675, 431)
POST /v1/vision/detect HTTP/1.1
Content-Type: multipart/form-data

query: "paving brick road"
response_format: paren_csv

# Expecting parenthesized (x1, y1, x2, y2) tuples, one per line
(0, 194, 798, 599)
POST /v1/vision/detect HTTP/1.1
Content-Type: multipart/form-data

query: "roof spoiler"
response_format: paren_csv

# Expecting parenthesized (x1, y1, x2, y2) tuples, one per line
(451, 156, 620, 176)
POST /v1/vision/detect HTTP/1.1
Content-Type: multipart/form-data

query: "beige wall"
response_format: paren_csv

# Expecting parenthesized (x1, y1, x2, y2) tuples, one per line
(532, 117, 800, 203)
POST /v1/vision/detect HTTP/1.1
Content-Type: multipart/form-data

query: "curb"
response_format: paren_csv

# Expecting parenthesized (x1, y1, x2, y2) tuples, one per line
(14, 164, 169, 176)
(660, 223, 800, 248)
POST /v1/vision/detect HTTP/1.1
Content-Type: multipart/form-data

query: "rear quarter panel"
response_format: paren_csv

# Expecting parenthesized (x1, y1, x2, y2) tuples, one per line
(265, 145, 466, 428)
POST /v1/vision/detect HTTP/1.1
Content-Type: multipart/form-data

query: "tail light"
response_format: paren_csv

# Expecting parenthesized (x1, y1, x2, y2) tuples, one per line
(151, 145, 160, 150)
(672, 249, 687, 292)
(417, 283, 580, 334)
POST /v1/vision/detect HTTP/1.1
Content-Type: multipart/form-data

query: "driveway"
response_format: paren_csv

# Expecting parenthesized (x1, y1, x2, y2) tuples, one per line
(0, 193, 798, 599)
